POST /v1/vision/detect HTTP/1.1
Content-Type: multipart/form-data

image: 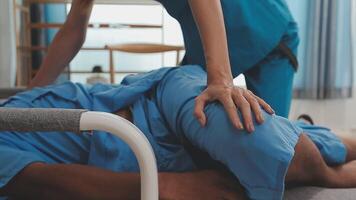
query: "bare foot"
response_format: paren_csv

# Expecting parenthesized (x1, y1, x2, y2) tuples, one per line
(159, 170, 246, 200)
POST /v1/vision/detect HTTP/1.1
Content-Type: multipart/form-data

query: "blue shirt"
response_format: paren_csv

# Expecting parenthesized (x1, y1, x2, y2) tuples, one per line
(157, 0, 299, 76)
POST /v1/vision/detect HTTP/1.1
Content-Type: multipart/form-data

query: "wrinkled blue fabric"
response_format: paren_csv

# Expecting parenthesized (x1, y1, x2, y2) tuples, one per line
(294, 121, 347, 166)
(0, 66, 346, 200)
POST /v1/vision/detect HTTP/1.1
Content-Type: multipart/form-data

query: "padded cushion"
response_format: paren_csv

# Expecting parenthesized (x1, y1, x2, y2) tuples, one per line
(284, 187, 356, 200)
(0, 108, 87, 133)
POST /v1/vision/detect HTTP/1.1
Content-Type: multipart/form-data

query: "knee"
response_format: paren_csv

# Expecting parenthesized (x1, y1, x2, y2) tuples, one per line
(286, 134, 330, 186)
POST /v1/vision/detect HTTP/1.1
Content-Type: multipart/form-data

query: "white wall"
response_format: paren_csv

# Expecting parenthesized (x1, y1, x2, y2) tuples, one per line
(0, 0, 16, 87)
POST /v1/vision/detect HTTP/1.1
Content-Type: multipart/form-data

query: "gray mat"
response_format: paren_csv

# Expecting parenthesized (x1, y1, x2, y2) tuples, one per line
(284, 187, 356, 200)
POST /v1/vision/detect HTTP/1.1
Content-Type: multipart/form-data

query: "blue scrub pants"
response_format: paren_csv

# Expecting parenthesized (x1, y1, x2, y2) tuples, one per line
(243, 22, 300, 118)
(154, 66, 346, 199)
(244, 50, 295, 118)
(0, 66, 346, 200)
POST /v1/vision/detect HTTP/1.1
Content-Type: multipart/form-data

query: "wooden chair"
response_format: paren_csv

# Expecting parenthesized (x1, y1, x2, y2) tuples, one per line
(105, 43, 184, 83)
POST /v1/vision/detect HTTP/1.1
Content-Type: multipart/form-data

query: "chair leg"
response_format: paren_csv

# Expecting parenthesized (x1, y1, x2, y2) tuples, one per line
(176, 50, 181, 66)
(109, 50, 115, 84)
(80, 112, 159, 200)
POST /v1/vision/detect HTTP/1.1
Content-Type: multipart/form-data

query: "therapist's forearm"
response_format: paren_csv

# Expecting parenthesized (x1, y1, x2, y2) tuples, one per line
(188, 0, 233, 84)
(29, 0, 94, 88)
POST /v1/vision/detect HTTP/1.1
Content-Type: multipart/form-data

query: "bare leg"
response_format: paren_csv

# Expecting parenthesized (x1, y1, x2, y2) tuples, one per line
(286, 134, 356, 188)
(0, 163, 245, 200)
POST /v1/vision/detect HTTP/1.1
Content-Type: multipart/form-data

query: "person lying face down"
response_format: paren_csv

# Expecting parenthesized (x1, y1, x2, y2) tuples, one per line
(0, 65, 355, 200)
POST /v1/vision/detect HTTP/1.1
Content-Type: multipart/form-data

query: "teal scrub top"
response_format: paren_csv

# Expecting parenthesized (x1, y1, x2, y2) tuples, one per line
(157, 0, 299, 76)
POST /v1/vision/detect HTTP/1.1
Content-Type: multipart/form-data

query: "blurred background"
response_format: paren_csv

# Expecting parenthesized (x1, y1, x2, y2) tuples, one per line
(0, 0, 355, 133)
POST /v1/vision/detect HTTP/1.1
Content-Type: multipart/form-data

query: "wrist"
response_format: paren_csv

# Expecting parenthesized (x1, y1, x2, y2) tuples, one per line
(207, 73, 233, 86)
(206, 64, 233, 85)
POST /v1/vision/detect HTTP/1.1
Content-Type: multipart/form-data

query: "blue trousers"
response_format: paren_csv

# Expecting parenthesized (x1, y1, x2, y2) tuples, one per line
(0, 66, 346, 200)
(244, 23, 299, 118)
(244, 52, 295, 118)
(154, 66, 346, 199)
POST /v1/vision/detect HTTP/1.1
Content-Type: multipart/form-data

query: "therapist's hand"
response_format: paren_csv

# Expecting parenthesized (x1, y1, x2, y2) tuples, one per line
(188, 0, 274, 132)
(194, 82, 275, 133)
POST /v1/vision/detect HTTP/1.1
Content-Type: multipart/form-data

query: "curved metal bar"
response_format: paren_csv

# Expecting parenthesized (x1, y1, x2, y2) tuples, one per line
(0, 108, 86, 133)
(80, 112, 159, 200)
(0, 108, 159, 199)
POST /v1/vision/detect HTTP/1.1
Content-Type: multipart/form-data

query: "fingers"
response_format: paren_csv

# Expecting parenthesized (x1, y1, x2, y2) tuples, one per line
(220, 96, 244, 130)
(245, 90, 264, 124)
(252, 93, 275, 114)
(232, 89, 254, 133)
(194, 84, 274, 134)
(194, 94, 208, 126)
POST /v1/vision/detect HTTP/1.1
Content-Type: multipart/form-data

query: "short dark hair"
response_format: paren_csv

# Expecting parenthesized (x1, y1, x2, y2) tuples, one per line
(92, 65, 103, 73)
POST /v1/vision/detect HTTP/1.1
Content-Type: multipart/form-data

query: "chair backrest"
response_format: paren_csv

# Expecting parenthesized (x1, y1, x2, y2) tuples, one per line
(106, 43, 184, 53)
(105, 43, 184, 83)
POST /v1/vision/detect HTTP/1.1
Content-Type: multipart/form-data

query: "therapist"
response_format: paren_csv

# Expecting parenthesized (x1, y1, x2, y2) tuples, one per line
(29, 0, 298, 132)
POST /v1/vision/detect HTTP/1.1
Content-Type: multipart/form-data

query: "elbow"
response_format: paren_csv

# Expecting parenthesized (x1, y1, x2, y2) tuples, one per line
(76, 0, 95, 15)
(78, 0, 94, 6)
(62, 0, 93, 47)
(76, 28, 87, 46)
(73, 0, 94, 9)
(58, 26, 87, 50)
(65, 24, 88, 48)
(73, 28, 87, 50)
